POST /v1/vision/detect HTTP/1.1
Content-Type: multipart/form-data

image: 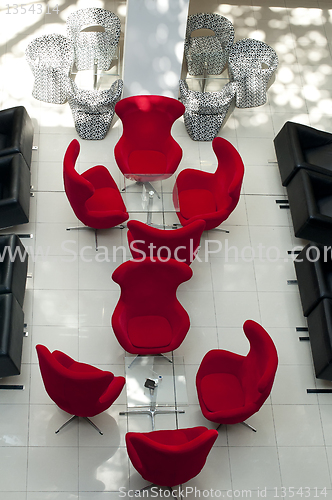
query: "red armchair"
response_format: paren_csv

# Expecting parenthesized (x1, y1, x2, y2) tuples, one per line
(36, 344, 125, 434)
(114, 95, 185, 182)
(126, 427, 218, 489)
(111, 258, 192, 354)
(127, 219, 206, 265)
(174, 137, 244, 230)
(63, 139, 129, 229)
(196, 320, 278, 431)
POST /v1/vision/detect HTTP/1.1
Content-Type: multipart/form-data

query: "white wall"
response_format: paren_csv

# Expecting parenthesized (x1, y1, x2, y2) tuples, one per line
(122, 0, 189, 97)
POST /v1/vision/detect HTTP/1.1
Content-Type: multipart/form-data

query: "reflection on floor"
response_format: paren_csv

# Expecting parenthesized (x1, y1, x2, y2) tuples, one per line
(1, 0, 332, 498)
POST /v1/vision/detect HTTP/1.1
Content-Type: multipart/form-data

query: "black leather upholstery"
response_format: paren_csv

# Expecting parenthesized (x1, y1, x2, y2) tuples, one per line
(0, 106, 34, 169)
(295, 244, 332, 317)
(307, 299, 332, 380)
(274, 121, 332, 186)
(287, 169, 332, 246)
(0, 234, 28, 308)
(0, 293, 24, 377)
(0, 154, 31, 229)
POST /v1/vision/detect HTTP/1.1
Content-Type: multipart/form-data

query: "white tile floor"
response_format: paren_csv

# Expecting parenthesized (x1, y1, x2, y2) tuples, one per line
(1, 0, 332, 499)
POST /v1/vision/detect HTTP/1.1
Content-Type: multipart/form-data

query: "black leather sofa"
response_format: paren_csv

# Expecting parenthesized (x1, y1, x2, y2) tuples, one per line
(0, 106, 34, 229)
(274, 121, 332, 381)
(307, 299, 332, 381)
(274, 121, 332, 186)
(0, 106, 34, 169)
(287, 169, 332, 246)
(295, 244, 332, 317)
(0, 234, 28, 377)
(0, 293, 25, 377)
(0, 154, 31, 228)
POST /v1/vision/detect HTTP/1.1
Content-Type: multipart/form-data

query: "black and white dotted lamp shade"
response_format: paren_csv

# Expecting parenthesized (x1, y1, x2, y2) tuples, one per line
(67, 79, 123, 140)
(25, 34, 74, 104)
(66, 8, 121, 72)
(228, 38, 278, 108)
(185, 13, 234, 76)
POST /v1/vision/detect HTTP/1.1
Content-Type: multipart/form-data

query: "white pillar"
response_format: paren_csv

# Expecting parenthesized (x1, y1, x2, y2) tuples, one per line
(122, 0, 189, 98)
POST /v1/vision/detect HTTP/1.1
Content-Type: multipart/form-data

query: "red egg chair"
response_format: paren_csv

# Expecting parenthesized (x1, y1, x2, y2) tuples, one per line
(114, 95, 185, 182)
(174, 137, 244, 230)
(111, 258, 192, 355)
(126, 427, 218, 491)
(63, 139, 129, 229)
(36, 344, 125, 434)
(127, 219, 206, 265)
(196, 320, 278, 432)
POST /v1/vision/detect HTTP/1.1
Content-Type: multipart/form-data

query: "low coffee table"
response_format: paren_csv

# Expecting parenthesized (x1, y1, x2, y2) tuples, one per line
(121, 174, 179, 228)
(120, 355, 187, 429)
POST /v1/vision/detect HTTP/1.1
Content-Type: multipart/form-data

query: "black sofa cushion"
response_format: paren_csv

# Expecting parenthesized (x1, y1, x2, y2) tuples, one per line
(286, 169, 332, 246)
(295, 243, 332, 317)
(274, 121, 332, 186)
(0, 153, 31, 229)
(0, 234, 28, 308)
(0, 293, 24, 377)
(0, 106, 34, 169)
(307, 298, 332, 380)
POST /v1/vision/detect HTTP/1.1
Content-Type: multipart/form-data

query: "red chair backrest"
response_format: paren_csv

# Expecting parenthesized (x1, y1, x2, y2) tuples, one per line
(127, 219, 206, 265)
(36, 344, 114, 417)
(115, 95, 185, 152)
(112, 258, 192, 318)
(240, 320, 278, 407)
(126, 427, 218, 487)
(212, 137, 244, 214)
(63, 139, 94, 220)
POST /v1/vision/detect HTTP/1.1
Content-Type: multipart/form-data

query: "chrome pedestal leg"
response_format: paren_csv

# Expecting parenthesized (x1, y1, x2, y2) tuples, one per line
(241, 421, 257, 432)
(84, 416, 103, 435)
(55, 415, 103, 434)
(119, 408, 185, 430)
(55, 415, 77, 434)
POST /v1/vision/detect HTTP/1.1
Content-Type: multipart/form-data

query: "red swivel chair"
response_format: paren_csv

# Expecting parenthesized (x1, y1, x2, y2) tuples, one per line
(126, 427, 218, 492)
(63, 139, 129, 230)
(114, 95, 185, 182)
(111, 258, 192, 355)
(196, 320, 278, 432)
(36, 344, 125, 434)
(127, 219, 206, 265)
(174, 137, 244, 230)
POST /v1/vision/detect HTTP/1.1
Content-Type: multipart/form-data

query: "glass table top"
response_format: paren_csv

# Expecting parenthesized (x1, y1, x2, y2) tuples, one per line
(124, 355, 188, 408)
(121, 175, 179, 214)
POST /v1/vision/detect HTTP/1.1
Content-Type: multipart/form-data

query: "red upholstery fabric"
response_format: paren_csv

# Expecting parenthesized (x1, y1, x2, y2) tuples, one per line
(179, 189, 217, 219)
(63, 139, 129, 229)
(128, 150, 167, 175)
(201, 373, 245, 412)
(126, 427, 218, 487)
(114, 95, 185, 182)
(174, 137, 244, 230)
(128, 316, 172, 348)
(127, 219, 206, 265)
(196, 320, 278, 425)
(36, 344, 125, 417)
(111, 258, 192, 354)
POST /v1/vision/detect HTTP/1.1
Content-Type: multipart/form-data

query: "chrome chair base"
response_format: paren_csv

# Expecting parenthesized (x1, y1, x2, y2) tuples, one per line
(241, 420, 257, 432)
(216, 420, 257, 432)
(120, 408, 185, 431)
(55, 415, 103, 435)
(66, 225, 125, 251)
